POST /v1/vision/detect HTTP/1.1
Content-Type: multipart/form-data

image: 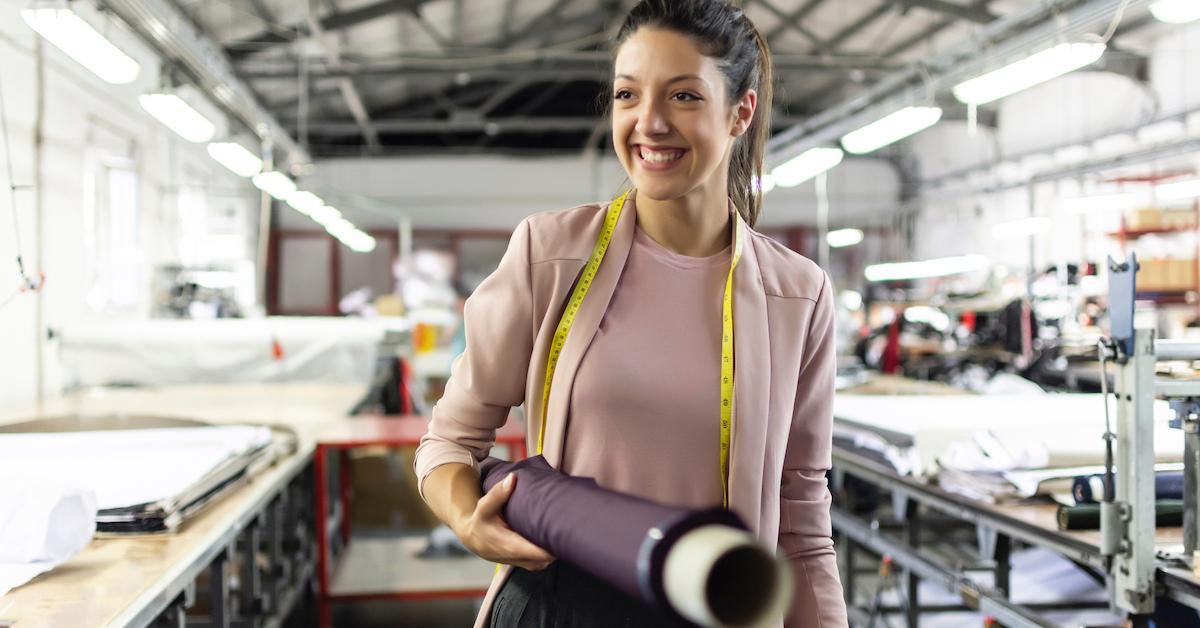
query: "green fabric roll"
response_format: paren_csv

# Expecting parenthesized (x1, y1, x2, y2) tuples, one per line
(1057, 500, 1185, 531)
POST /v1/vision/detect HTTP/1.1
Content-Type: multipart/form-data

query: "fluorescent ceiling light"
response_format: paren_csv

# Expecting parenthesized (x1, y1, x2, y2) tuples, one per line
(21, 7, 140, 84)
(771, 147, 844, 187)
(286, 191, 324, 214)
(952, 42, 1106, 105)
(991, 216, 1053, 239)
(206, 142, 262, 178)
(323, 216, 355, 235)
(1156, 178, 1200, 202)
(339, 230, 377, 253)
(1053, 144, 1090, 165)
(1137, 119, 1186, 144)
(1062, 192, 1137, 214)
(865, 254, 989, 282)
(139, 93, 217, 143)
(1150, 0, 1200, 23)
(251, 171, 297, 200)
(826, 228, 864, 248)
(310, 205, 343, 225)
(753, 173, 776, 194)
(841, 107, 942, 155)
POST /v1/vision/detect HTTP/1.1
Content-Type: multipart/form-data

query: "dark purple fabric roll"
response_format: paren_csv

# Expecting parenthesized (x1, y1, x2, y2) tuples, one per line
(479, 455, 744, 610)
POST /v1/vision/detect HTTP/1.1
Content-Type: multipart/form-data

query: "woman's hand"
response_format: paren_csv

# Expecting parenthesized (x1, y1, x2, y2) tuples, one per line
(452, 472, 555, 571)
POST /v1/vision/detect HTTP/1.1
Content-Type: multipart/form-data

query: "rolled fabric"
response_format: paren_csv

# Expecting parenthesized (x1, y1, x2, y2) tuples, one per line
(479, 456, 791, 628)
(1071, 471, 1185, 504)
(1057, 499, 1184, 530)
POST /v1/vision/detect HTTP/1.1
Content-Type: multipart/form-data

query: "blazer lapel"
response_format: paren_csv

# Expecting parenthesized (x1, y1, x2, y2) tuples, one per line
(730, 220, 770, 536)
(540, 196, 637, 468)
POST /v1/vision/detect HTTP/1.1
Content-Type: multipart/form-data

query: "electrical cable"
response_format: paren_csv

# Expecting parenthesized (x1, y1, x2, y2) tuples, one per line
(1101, 0, 1134, 43)
(0, 71, 43, 309)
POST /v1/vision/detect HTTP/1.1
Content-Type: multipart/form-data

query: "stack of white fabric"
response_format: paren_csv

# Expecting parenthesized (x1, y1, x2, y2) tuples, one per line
(0, 426, 272, 511)
(0, 482, 97, 598)
(833, 394, 1185, 502)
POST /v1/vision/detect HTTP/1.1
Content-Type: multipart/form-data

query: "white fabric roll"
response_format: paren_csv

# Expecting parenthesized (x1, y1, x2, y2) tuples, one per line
(0, 482, 97, 598)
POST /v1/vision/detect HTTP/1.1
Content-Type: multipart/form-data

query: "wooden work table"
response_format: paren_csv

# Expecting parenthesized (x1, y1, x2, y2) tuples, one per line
(0, 384, 365, 628)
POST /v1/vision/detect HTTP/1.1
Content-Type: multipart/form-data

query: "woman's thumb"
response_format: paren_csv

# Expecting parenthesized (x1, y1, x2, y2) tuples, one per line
(478, 473, 515, 516)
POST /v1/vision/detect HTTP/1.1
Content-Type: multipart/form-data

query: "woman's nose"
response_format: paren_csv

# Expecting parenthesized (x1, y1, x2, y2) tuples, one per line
(635, 100, 669, 136)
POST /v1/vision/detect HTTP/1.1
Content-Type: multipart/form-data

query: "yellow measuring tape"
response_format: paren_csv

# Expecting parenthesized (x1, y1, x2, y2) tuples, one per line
(537, 191, 744, 507)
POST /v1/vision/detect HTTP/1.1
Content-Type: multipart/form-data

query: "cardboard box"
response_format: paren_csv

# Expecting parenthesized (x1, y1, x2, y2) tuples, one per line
(349, 446, 441, 530)
(1163, 210, 1197, 230)
(1138, 258, 1197, 291)
(1126, 208, 1163, 231)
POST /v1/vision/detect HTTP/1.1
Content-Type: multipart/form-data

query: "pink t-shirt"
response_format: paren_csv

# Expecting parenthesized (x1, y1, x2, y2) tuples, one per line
(562, 224, 732, 509)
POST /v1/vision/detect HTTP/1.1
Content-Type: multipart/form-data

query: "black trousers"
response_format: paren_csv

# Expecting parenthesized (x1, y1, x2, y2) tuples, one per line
(489, 561, 695, 628)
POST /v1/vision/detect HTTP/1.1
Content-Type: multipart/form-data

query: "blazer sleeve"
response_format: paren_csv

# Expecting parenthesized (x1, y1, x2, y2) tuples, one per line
(414, 218, 535, 499)
(780, 272, 849, 627)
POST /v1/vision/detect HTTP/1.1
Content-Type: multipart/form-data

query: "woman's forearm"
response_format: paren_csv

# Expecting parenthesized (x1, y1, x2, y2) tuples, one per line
(422, 462, 484, 532)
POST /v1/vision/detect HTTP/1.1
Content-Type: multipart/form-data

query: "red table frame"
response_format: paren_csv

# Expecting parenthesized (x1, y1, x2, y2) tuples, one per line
(313, 415, 527, 625)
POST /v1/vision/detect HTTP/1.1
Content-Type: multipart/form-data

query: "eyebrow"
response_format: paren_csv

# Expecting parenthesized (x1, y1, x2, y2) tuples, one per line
(614, 74, 705, 85)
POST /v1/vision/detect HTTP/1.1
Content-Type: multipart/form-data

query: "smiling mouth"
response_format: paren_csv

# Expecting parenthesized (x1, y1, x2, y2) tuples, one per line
(636, 145, 686, 164)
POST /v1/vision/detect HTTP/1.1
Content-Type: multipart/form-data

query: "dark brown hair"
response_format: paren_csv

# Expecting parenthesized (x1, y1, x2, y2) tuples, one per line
(611, 0, 774, 227)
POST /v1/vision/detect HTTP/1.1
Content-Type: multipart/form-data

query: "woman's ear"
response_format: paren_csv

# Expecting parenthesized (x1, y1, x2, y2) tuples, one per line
(730, 89, 757, 138)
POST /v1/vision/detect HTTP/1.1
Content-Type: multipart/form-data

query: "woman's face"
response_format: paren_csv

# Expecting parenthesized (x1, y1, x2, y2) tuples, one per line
(611, 28, 755, 203)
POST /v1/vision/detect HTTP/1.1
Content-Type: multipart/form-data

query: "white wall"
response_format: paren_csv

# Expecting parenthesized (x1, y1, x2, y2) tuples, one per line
(0, 1, 259, 410)
(291, 154, 901, 231)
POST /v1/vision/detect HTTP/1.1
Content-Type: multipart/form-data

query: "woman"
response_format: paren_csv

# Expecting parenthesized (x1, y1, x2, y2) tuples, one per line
(415, 1, 848, 626)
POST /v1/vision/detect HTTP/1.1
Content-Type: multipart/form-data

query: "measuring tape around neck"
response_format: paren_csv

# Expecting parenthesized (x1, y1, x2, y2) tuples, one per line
(537, 191, 745, 508)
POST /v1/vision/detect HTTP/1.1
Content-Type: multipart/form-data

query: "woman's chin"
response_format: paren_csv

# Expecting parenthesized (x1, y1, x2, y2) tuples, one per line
(629, 178, 692, 202)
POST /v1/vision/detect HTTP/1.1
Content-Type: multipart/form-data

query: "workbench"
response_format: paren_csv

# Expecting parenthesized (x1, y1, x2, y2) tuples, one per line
(832, 430, 1200, 627)
(0, 384, 361, 628)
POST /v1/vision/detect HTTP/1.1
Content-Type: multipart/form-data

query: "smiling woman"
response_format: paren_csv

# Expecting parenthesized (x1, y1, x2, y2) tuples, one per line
(414, 1, 848, 627)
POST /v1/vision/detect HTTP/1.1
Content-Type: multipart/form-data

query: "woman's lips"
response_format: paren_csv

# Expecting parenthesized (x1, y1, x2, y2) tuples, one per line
(634, 145, 687, 171)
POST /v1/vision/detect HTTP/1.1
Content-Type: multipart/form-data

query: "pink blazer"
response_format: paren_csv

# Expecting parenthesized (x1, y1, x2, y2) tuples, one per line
(415, 198, 848, 628)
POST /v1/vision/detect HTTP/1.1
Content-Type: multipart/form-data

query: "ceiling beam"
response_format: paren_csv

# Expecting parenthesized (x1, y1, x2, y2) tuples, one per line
(237, 52, 900, 80)
(763, 0, 827, 49)
(225, 0, 432, 59)
(296, 114, 808, 137)
(824, 1, 897, 51)
(899, 0, 998, 24)
(753, 0, 826, 50)
(305, 10, 381, 151)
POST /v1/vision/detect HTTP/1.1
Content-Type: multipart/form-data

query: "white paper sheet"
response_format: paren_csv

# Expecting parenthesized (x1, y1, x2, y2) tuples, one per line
(0, 426, 271, 510)
(0, 482, 97, 598)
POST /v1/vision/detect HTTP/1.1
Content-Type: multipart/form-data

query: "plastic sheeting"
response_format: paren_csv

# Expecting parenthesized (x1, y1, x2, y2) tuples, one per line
(56, 317, 407, 387)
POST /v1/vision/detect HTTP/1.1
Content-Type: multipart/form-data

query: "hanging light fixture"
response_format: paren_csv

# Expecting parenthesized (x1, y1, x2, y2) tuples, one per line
(21, 2, 140, 84)
(139, 93, 217, 143)
(865, 255, 989, 282)
(840, 107, 943, 155)
(251, 171, 297, 200)
(1150, 0, 1200, 23)
(206, 142, 263, 178)
(826, 228, 864, 248)
(952, 42, 1106, 106)
(771, 147, 844, 187)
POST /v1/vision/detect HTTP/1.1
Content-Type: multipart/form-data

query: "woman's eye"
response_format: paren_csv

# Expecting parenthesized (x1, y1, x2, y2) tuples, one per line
(673, 92, 700, 102)
(614, 89, 633, 100)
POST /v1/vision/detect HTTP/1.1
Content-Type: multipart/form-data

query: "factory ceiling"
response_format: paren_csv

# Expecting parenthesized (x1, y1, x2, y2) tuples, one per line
(156, 0, 1161, 158)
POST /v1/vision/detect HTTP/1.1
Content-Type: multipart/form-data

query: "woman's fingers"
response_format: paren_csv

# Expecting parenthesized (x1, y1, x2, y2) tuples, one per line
(475, 472, 515, 519)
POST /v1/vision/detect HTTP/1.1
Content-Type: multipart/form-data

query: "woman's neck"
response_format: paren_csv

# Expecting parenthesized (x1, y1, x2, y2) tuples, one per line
(634, 186, 732, 258)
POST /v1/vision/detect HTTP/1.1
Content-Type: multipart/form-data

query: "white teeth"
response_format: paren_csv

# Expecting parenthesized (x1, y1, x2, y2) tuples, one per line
(639, 147, 683, 163)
